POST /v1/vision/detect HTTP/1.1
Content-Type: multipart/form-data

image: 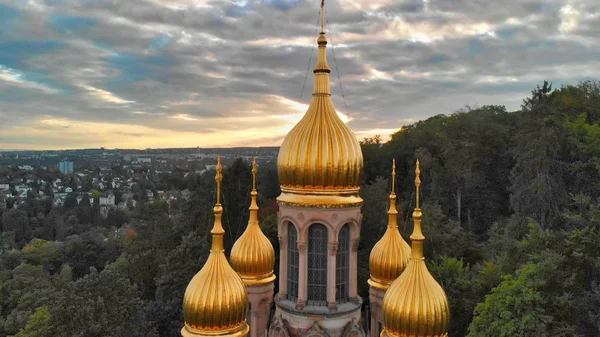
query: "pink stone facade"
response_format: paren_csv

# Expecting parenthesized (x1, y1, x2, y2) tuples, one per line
(269, 203, 366, 337)
(368, 287, 385, 337)
(247, 282, 274, 337)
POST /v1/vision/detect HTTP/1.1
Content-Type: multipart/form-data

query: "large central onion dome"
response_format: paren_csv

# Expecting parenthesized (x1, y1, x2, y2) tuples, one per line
(368, 160, 410, 290)
(381, 161, 450, 337)
(277, 22, 363, 206)
(182, 158, 249, 337)
(230, 158, 276, 285)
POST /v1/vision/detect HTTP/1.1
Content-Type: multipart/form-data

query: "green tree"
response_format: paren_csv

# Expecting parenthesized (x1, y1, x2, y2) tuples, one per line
(510, 82, 569, 228)
(64, 193, 78, 209)
(429, 257, 477, 337)
(79, 193, 91, 208)
(1, 209, 31, 249)
(10, 306, 51, 337)
(44, 266, 156, 337)
(468, 252, 578, 337)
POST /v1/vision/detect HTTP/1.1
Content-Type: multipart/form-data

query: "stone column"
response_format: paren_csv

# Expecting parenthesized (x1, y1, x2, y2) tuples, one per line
(370, 307, 378, 337)
(297, 241, 307, 309)
(250, 310, 258, 337)
(327, 241, 338, 310)
(350, 238, 359, 299)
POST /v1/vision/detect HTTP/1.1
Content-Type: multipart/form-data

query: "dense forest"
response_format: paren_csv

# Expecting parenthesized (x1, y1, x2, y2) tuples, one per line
(1, 80, 599, 337)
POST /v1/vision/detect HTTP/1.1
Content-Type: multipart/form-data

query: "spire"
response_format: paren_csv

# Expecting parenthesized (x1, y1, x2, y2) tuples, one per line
(313, 0, 331, 94)
(387, 159, 398, 228)
(211, 156, 225, 252)
(249, 157, 258, 224)
(411, 159, 425, 260)
(321, 0, 325, 33)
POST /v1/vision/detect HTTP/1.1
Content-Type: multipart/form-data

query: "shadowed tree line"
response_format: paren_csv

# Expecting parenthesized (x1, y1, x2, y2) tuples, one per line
(1, 80, 599, 337)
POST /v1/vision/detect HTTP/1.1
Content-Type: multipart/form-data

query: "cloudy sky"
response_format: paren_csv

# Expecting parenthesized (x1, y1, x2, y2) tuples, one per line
(0, 0, 598, 150)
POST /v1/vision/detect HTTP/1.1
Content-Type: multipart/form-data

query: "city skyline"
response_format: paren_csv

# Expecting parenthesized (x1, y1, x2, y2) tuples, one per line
(1, 0, 599, 150)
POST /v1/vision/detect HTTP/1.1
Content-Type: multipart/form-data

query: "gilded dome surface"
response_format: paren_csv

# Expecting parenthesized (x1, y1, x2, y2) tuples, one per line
(381, 259, 450, 337)
(368, 160, 411, 290)
(381, 161, 449, 337)
(277, 29, 363, 194)
(182, 158, 249, 337)
(230, 159, 276, 285)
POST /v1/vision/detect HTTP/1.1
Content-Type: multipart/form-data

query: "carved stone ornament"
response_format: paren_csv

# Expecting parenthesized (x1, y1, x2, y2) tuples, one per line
(268, 315, 291, 337)
(297, 212, 305, 221)
(278, 236, 287, 249)
(329, 242, 338, 256)
(331, 213, 338, 221)
(297, 241, 307, 253)
(341, 318, 366, 337)
(305, 321, 330, 337)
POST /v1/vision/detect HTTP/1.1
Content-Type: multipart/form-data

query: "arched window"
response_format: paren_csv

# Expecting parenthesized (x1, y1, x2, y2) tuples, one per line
(307, 224, 328, 306)
(336, 224, 350, 302)
(286, 222, 299, 301)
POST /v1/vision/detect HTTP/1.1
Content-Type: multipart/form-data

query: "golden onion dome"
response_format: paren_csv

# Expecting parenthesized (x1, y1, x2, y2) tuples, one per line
(230, 158, 276, 285)
(277, 18, 363, 202)
(368, 159, 410, 290)
(182, 158, 249, 337)
(381, 161, 449, 337)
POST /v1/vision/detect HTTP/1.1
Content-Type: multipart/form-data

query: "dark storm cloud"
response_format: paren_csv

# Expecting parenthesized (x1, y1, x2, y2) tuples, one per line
(0, 0, 598, 149)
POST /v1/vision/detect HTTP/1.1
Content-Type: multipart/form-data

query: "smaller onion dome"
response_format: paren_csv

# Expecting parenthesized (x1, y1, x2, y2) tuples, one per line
(182, 157, 249, 337)
(368, 159, 410, 290)
(230, 158, 276, 285)
(381, 160, 450, 337)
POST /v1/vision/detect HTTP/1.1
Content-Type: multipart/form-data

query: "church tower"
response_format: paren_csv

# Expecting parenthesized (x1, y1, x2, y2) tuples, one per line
(380, 161, 450, 337)
(367, 160, 410, 337)
(268, 1, 365, 336)
(231, 158, 277, 337)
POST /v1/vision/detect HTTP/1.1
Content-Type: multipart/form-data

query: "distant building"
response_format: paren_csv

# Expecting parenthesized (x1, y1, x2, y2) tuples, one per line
(59, 161, 74, 174)
(136, 157, 151, 164)
(18, 165, 34, 171)
(99, 193, 115, 207)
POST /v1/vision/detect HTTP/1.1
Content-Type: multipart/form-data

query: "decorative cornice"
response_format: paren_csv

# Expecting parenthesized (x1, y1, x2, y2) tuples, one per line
(280, 184, 360, 191)
(278, 200, 363, 209)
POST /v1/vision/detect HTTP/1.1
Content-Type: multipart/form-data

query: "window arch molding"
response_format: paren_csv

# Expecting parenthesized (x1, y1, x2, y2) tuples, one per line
(334, 218, 360, 238)
(299, 219, 335, 243)
(278, 216, 299, 235)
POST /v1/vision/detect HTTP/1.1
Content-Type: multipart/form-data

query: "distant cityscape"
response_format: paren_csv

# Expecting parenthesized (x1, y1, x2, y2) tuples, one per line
(0, 147, 279, 215)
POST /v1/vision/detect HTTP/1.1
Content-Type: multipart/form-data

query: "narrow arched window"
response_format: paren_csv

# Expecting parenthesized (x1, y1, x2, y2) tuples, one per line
(336, 224, 350, 303)
(307, 223, 328, 306)
(286, 222, 299, 301)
